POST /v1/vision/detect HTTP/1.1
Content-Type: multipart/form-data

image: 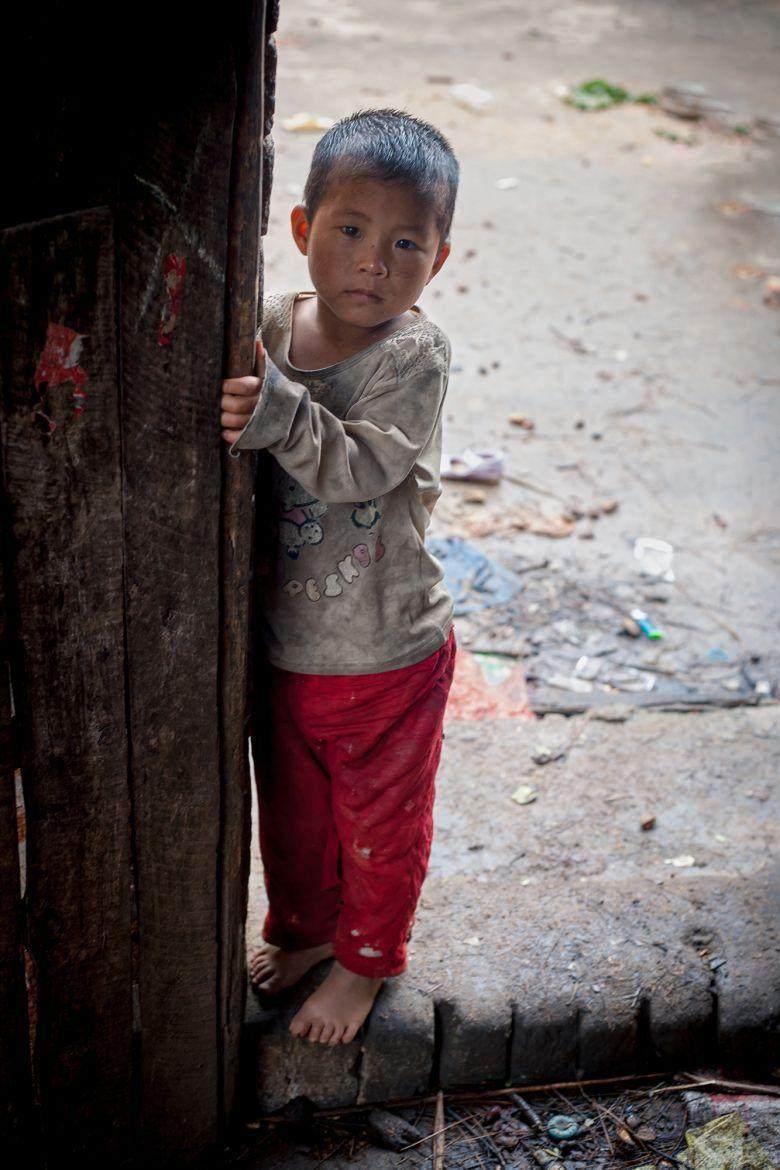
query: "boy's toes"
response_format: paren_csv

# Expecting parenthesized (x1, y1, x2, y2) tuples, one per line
(341, 1021, 360, 1045)
(308, 1020, 326, 1044)
(319, 1023, 336, 1045)
(328, 1025, 345, 1046)
(290, 1013, 310, 1039)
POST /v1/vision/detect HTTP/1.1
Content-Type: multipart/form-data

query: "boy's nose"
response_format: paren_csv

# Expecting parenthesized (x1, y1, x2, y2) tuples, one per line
(358, 248, 388, 277)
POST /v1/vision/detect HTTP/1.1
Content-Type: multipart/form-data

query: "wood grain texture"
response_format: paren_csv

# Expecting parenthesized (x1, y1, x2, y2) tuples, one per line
(0, 209, 133, 1164)
(0, 488, 36, 1158)
(118, 37, 239, 1166)
(218, 0, 267, 1133)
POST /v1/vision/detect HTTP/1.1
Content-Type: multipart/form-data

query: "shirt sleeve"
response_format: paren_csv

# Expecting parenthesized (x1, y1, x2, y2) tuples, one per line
(228, 333, 451, 504)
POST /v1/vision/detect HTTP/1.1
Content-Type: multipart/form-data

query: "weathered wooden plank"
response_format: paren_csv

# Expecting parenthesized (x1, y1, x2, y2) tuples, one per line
(118, 38, 239, 1166)
(0, 500, 37, 1159)
(218, 0, 268, 1133)
(0, 208, 133, 1164)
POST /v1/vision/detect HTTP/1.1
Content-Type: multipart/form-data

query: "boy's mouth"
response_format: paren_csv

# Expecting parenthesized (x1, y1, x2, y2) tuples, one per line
(345, 289, 382, 302)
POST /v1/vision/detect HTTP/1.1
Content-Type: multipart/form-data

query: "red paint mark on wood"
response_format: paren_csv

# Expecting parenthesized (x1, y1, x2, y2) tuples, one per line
(33, 322, 89, 430)
(158, 253, 187, 346)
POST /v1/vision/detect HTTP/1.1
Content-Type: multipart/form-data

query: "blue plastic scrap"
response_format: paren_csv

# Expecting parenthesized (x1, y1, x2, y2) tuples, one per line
(428, 535, 524, 615)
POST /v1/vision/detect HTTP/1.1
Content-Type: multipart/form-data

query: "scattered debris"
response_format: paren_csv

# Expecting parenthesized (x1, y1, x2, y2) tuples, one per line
(247, 1073, 780, 1169)
(427, 536, 524, 614)
(637, 1110, 776, 1170)
(495, 175, 519, 189)
(531, 745, 565, 765)
(634, 536, 676, 582)
(451, 82, 493, 111)
(754, 113, 780, 138)
(550, 324, 593, 354)
(280, 111, 334, 132)
(763, 275, 780, 308)
(660, 83, 733, 124)
(508, 412, 536, 429)
(562, 78, 631, 111)
(365, 1108, 422, 1151)
(442, 448, 504, 484)
(511, 783, 538, 805)
(641, 814, 657, 831)
(715, 199, 750, 217)
(665, 854, 696, 868)
(463, 487, 488, 504)
(732, 263, 765, 281)
(630, 607, 665, 640)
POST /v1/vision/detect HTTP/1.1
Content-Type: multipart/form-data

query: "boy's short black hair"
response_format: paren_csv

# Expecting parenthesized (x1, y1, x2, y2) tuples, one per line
(302, 108, 459, 247)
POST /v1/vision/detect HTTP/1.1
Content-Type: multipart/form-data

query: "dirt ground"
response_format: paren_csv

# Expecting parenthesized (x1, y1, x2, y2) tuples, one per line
(241, 0, 780, 1161)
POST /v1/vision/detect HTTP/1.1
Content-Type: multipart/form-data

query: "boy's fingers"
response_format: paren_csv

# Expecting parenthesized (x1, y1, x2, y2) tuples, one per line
(221, 428, 243, 443)
(221, 410, 252, 429)
(222, 375, 260, 395)
(221, 392, 256, 414)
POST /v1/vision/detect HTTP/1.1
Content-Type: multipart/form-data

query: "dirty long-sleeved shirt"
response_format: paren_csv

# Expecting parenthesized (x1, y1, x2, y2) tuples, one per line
(229, 290, 454, 674)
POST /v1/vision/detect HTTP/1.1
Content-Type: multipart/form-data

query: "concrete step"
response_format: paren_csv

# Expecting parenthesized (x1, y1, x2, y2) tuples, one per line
(241, 871, 780, 1114)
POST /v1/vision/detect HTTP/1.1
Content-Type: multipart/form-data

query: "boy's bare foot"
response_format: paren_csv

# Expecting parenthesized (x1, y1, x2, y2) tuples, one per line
(289, 960, 384, 1045)
(250, 940, 334, 993)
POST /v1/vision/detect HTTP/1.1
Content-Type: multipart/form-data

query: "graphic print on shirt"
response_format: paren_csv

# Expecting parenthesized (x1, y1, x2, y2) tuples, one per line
(275, 468, 329, 559)
(271, 468, 386, 602)
(351, 500, 381, 529)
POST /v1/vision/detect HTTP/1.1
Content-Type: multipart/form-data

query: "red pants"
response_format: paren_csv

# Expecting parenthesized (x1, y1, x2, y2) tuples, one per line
(251, 628, 456, 977)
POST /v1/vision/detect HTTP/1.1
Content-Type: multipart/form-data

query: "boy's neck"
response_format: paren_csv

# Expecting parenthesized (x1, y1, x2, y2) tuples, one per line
(304, 290, 418, 353)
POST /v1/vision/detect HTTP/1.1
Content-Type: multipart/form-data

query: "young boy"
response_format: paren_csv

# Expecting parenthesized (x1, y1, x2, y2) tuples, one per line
(220, 108, 459, 1046)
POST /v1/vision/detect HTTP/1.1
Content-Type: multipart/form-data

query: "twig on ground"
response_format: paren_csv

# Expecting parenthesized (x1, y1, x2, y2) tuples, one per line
(433, 1091, 445, 1170)
(588, 1097, 688, 1168)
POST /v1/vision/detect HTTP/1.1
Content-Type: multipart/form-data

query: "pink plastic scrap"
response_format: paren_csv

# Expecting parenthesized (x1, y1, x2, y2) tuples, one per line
(441, 449, 504, 484)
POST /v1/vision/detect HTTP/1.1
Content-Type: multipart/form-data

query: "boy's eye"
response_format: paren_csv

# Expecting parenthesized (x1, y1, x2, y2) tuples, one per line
(340, 225, 360, 237)
(396, 239, 417, 250)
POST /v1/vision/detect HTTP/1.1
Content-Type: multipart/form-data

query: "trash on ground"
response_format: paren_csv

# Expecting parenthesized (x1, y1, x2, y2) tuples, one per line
(428, 536, 523, 614)
(544, 673, 594, 694)
(665, 854, 696, 867)
(637, 1110, 776, 1170)
(494, 176, 519, 190)
(280, 112, 335, 132)
(763, 275, 780, 308)
(447, 649, 531, 721)
(755, 113, 780, 137)
(531, 745, 564, 765)
(451, 82, 493, 111)
(366, 1108, 423, 1151)
(630, 607, 665, 639)
(442, 448, 504, 483)
(634, 536, 676, 582)
(546, 1114, 580, 1141)
(660, 83, 733, 123)
(463, 487, 488, 504)
(511, 783, 538, 805)
(507, 412, 535, 428)
(641, 814, 657, 831)
(562, 78, 631, 110)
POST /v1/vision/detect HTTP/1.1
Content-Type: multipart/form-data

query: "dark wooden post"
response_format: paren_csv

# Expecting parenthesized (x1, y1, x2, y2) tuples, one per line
(0, 2, 275, 1163)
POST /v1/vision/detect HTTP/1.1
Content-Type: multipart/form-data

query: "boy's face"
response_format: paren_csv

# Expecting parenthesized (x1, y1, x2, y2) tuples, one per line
(290, 174, 450, 328)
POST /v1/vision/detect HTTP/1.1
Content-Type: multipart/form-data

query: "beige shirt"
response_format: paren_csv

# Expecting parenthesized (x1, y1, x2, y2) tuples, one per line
(229, 290, 454, 674)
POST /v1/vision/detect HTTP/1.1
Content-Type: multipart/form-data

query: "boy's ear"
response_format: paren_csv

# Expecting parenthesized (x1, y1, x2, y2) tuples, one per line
(290, 204, 310, 255)
(427, 241, 451, 283)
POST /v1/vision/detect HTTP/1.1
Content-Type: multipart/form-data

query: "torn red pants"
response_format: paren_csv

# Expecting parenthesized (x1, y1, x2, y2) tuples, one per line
(251, 628, 456, 978)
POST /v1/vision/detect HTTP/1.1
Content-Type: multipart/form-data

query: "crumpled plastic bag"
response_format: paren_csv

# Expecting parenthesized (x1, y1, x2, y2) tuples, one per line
(635, 1110, 774, 1170)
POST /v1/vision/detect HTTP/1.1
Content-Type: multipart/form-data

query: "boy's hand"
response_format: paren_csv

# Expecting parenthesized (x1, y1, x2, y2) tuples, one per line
(221, 338, 266, 444)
